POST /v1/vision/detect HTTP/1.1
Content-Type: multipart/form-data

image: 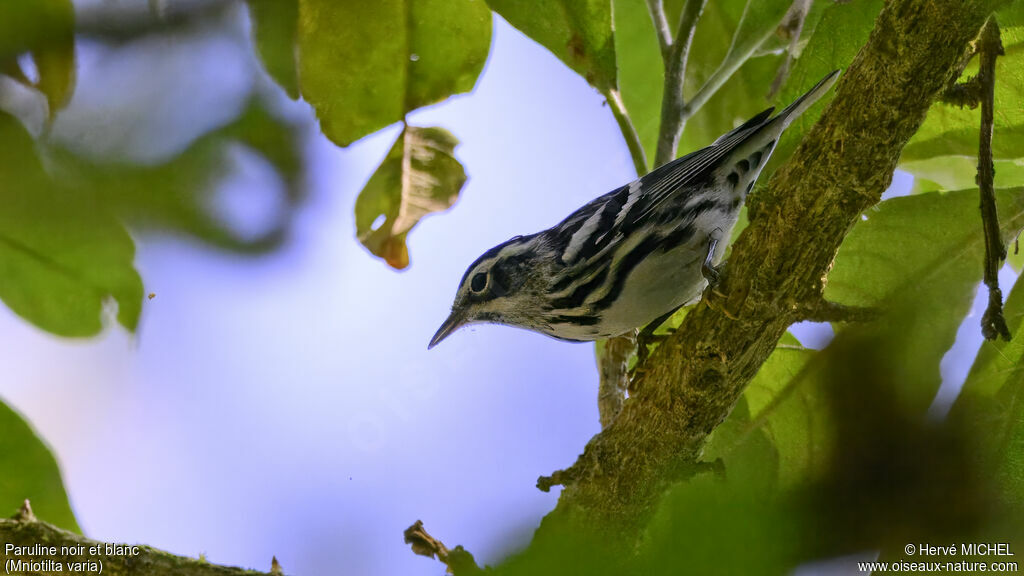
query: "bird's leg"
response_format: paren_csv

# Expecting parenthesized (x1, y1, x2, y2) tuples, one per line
(701, 229, 723, 288)
(633, 306, 682, 369)
(702, 229, 742, 319)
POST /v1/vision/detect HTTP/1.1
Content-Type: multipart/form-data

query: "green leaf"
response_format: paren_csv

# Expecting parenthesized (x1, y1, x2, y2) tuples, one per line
(709, 189, 1024, 486)
(0, 113, 143, 337)
(612, 0, 662, 162)
(640, 475, 801, 575)
(33, 35, 76, 121)
(827, 188, 1024, 411)
(704, 333, 825, 488)
(247, 0, 300, 99)
(0, 0, 73, 60)
(901, 156, 1024, 193)
(900, 3, 1024, 174)
(298, 0, 492, 146)
(0, 0, 76, 119)
(74, 101, 306, 255)
(950, 277, 1024, 506)
(683, 0, 791, 127)
(355, 125, 467, 269)
(0, 399, 79, 532)
(720, 0, 792, 70)
(676, 0, 788, 153)
(766, 0, 882, 172)
(488, 0, 616, 91)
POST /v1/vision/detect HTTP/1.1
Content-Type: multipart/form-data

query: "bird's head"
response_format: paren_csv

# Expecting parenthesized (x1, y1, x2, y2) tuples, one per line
(429, 234, 547, 349)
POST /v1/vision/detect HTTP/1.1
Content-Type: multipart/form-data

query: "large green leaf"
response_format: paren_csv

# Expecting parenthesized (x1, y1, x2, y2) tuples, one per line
(488, 0, 616, 91)
(247, 0, 300, 99)
(900, 4, 1024, 166)
(0, 113, 143, 337)
(612, 0, 662, 162)
(949, 278, 1024, 506)
(640, 474, 801, 575)
(708, 189, 1024, 488)
(903, 156, 1024, 193)
(0, 0, 73, 59)
(355, 125, 467, 269)
(827, 188, 1024, 411)
(0, 0, 76, 120)
(704, 333, 825, 488)
(298, 0, 491, 146)
(766, 0, 882, 173)
(0, 398, 78, 532)
(72, 101, 306, 255)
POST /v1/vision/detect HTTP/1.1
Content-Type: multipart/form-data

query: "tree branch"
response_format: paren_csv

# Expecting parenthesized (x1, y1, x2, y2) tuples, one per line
(644, 0, 672, 59)
(403, 521, 483, 575)
(540, 0, 1009, 536)
(975, 18, 1010, 341)
(792, 299, 878, 323)
(654, 0, 708, 168)
(596, 333, 636, 428)
(769, 0, 813, 99)
(0, 501, 276, 576)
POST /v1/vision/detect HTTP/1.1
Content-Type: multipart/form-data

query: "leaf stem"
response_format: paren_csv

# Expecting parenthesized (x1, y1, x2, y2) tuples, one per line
(605, 88, 649, 176)
(654, 0, 707, 168)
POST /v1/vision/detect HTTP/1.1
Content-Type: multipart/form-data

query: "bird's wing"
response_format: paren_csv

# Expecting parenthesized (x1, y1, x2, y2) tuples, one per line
(630, 106, 775, 220)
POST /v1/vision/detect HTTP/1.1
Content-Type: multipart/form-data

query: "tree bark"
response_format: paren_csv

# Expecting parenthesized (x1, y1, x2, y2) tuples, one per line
(0, 502, 276, 576)
(542, 0, 1010, 536)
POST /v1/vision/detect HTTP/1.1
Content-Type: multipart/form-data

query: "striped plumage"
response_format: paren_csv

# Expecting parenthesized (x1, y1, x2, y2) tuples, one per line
(429, 70, 839, 349)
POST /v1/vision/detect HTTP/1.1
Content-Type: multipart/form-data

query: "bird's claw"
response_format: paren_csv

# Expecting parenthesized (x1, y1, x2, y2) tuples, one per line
(701, 262, 721, 287)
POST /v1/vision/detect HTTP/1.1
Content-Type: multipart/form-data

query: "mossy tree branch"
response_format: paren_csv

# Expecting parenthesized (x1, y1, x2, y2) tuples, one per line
(0, 501, 277, 576)
(541, 0, 1010, 535)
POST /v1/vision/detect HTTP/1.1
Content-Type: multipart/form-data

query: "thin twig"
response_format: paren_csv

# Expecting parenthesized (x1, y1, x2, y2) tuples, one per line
(680, 1, 787, 129)
(537, 466, 579, 492)
(597, 333, 636, 428)
(404, 521, 484, 575)
(654, 0, 708, 168)
(976, 18, 1010, 341)
(940, 75, 983, 108)
(769, 0, 812, 99)
(605, 89, 649, 176)
(793, 300, 878, 323)
(644, 0, 672, 59)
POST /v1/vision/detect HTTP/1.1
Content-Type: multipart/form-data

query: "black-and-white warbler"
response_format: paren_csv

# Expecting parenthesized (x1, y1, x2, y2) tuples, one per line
(429, 70, 839, 349)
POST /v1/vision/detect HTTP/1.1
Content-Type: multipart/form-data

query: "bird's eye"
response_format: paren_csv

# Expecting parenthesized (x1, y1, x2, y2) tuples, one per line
(470, 272, 488, 293)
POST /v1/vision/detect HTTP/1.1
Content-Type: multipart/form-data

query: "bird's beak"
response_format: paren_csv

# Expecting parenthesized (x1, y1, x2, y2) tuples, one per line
(428, 311, 465, 349)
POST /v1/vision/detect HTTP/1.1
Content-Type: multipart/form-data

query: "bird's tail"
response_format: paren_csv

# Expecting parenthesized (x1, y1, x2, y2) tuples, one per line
(773, 69, 841, 129)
